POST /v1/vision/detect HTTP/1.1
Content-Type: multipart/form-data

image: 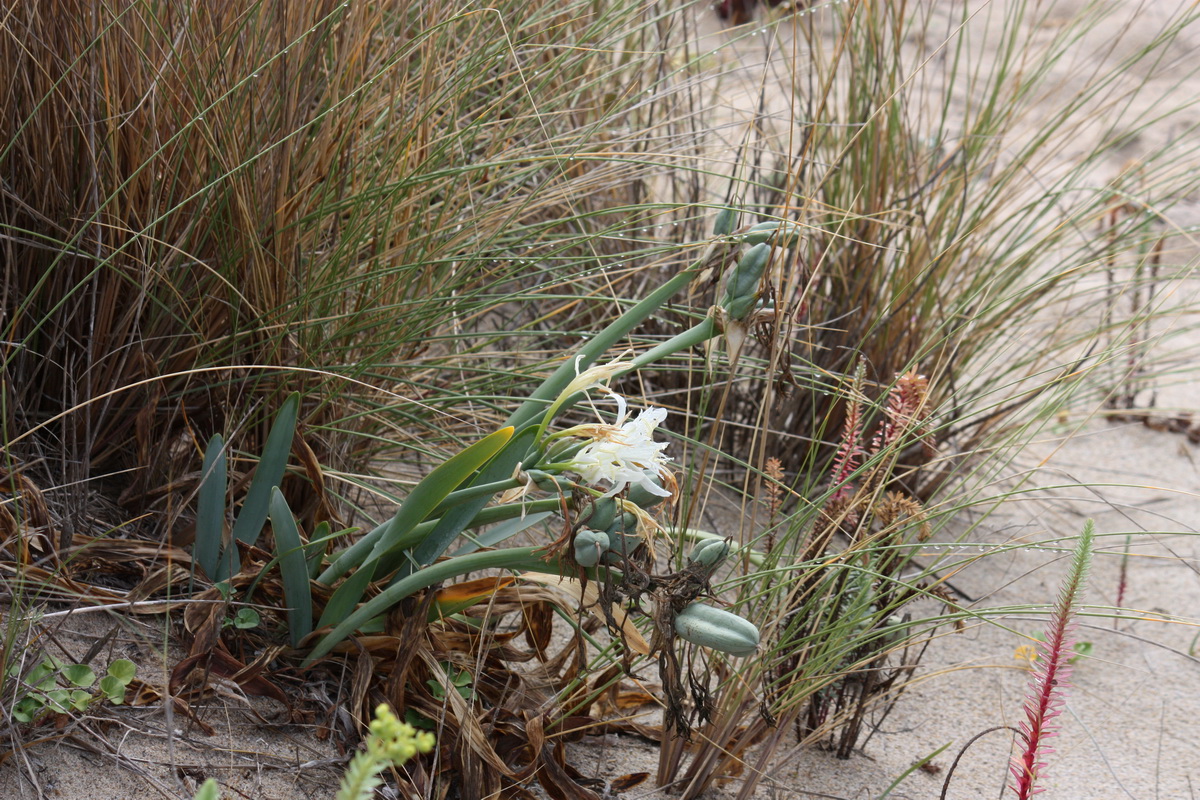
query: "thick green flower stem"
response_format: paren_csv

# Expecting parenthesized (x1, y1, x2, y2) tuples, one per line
(303, 545, 586, 665)
(506, 240, 738, 431)
(627, 315, 717, 371)
(532, 314, 722, 443)
(317, 496, 563, 585)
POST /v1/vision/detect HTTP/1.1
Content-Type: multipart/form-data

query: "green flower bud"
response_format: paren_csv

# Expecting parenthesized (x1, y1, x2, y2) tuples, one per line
(742, 219, 802, 247)
(722, 243, 771, 321)
(713, 206, 738, 236)
(688, 537, 730, 571)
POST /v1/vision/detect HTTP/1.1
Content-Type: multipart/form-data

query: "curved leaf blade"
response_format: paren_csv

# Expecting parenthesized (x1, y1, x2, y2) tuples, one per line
(231, 392, 299, 547)
(195, 434, 227, 580)
(270, 487, 313, 648)
(316, 426, 514, 629)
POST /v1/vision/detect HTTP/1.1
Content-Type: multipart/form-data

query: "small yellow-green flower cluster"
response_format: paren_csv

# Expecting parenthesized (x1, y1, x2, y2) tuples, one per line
(334, 704, 436, 800)
(368, 703, 435, 763)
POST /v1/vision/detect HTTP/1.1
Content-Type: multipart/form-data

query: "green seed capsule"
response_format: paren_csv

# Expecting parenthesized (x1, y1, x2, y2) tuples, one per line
(742, 219, 802, 247)
(625, 471, 669, 508)
(606, 511, 638, 536)
(573, 529, 610, 568)
(672, 603, 760, 656)
(602, 528, 641, 565)
(581, 497, 617, 531)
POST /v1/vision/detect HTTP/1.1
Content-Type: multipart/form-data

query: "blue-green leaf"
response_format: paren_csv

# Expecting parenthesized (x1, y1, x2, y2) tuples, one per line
(304, 545, 562, 666)
(195, 434, 227, 581)
(388, 424, 538, 579)
(316, 426, 514, 629)
(230, 392, 299, 548)
(270, 487, 313, 648)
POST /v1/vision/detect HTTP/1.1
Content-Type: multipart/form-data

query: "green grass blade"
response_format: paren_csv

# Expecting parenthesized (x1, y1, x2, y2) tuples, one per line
(879, 741, 952, 797)
(195, 434, 227, 581)
(269, 487, 313, 648)
(316, 425, 515, 629)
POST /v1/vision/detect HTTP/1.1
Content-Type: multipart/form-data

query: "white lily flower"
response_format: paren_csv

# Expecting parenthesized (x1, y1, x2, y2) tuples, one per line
(569, 404, 673, 498)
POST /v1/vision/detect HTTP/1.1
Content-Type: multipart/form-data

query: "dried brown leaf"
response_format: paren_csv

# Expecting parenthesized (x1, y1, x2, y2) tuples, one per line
(519, 573, 650, 655)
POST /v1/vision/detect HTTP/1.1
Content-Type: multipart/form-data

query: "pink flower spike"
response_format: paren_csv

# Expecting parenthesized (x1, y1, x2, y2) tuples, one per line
(1009, 520, 1094, 800)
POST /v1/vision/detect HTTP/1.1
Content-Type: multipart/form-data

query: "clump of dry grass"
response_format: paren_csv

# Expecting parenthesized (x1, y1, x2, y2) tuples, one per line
(0, 0, 702, 787)
(0, 0, 701, 537)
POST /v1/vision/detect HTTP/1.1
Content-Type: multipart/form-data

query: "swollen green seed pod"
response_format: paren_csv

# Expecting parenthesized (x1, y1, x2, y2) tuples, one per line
(672, 603, 760, 656)
(601, 531, 640, 565)
(688, 537, 730, 571)
(581, 497, 617, 531)
(606, 511, 638, 536)
(625, 471, 669, 508)
(573, 529, 610, 568)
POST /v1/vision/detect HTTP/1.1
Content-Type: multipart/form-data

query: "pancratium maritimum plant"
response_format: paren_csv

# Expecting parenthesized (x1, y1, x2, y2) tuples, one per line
(273, 215, 800, 666)
(183, 211, 795, 800)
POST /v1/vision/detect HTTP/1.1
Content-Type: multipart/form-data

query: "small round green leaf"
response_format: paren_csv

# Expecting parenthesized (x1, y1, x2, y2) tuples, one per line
(45, 689, 71, 713)
(70, 689, 92, 711)
(232, 608, 261, 629)
(193, 779, 222, 800)
(13, 697, 41, 722)
(107, 659, 137, 686)
(99, 675, 126, 704)
(63, 664, 96, 688)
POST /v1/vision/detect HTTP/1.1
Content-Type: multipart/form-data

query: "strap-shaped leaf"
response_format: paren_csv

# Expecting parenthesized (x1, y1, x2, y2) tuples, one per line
(304, 545, 562, 666)
(270, 487, 312, 648)
(195, 434, 227, 581)
(316, 426, 514, 629)
(317, 495, 562, 586)
(307, 520, 332, 579)
(448, 511, 554, 557)
(231, 392, 300, 547)
(389, 424, 538, 580)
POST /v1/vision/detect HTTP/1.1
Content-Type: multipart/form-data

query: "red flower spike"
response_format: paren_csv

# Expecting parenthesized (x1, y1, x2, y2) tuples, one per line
(1009, 520, 1095, 799)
